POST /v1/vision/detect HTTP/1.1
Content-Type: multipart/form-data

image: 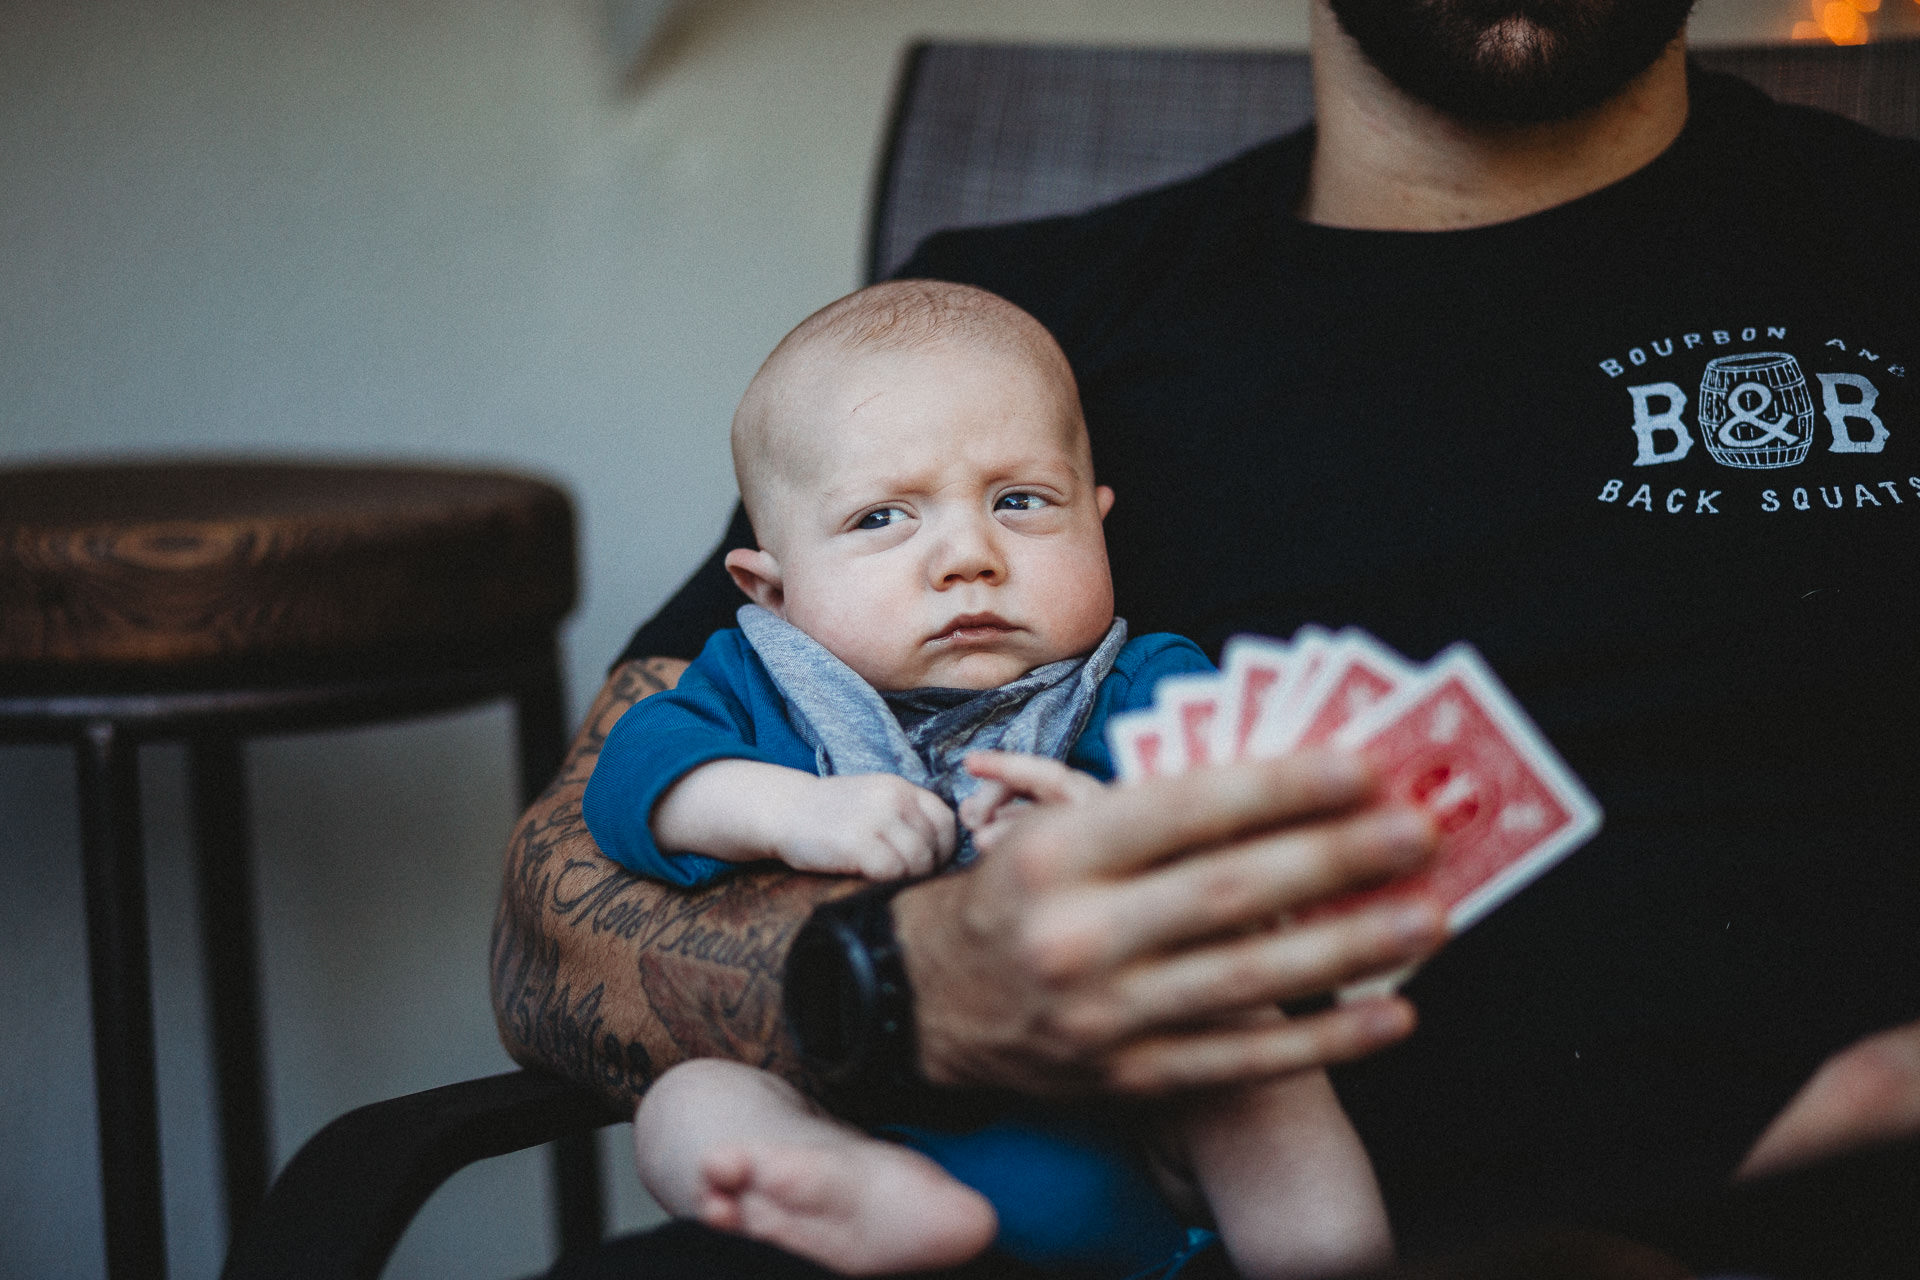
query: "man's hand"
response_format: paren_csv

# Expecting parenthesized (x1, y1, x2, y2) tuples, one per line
(957, 750, 1104, 838)
(895, 748, 1447, 1097)
(496, 666, 1438, 1112)
(1739, 1018, 1920, 1179)
(656, 760, 958, 879)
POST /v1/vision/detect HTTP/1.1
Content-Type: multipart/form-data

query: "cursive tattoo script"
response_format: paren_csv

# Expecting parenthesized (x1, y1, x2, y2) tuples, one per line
(490, 657, 844, 1108)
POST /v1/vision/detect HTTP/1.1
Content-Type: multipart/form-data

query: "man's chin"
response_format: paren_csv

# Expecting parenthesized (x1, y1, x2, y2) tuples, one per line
(1326, 0, 1695, 125)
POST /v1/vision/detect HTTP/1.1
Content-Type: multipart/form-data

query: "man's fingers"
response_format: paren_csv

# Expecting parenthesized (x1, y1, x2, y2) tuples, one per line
(1022, 805, 1436, 978)
(1013, 751, 1376, 886)
(964, 750, 1089, 806)
(1033, 900, 1443, 1048)
(1103, 997, 1418, 1094)
(1104, 900, 1445, 1030)
(957, 779, 1008, 832)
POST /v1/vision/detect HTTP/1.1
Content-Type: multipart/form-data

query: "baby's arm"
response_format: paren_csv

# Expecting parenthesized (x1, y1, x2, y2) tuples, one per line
(653, 759, 956, 880)
(582, 633, 957, 882)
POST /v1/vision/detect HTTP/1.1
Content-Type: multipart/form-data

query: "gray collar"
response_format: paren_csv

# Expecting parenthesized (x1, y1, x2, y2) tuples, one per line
(737, 604, 1126, 864)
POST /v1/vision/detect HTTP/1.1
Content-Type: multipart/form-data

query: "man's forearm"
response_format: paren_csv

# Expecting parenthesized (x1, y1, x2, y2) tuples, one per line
(488, 657, 851, 1109)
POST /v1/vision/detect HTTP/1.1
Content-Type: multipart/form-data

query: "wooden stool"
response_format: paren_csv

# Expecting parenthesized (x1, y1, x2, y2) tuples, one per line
(0, 460, 591, 1280)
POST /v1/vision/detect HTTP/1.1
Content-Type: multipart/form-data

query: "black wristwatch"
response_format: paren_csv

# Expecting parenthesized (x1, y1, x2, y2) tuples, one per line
(783, 880, 923, 1098)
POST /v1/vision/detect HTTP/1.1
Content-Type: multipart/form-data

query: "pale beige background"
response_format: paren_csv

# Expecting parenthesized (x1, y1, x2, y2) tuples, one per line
(0, 1, 1900, 1275)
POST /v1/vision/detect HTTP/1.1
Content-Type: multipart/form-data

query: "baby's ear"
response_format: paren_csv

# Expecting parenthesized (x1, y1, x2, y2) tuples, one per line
(724, 548, 785, 615)
(1095, 485, 1115, 519)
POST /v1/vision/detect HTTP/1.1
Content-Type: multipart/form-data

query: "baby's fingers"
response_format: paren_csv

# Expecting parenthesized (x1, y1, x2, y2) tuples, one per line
(873, 813, 949, 878)
(913, 786, 959, 864)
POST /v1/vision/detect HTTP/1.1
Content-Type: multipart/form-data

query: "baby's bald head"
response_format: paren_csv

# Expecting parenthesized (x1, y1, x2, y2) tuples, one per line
(731, 280, 1083, 550)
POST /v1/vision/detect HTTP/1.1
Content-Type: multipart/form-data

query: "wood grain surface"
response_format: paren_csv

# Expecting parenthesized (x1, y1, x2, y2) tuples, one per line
(0, 460, 576, 668)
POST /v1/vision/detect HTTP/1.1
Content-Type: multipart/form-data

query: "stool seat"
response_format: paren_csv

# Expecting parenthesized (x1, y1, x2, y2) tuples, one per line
(0, 460, 575, 675)
(0, 457, 589, 1280)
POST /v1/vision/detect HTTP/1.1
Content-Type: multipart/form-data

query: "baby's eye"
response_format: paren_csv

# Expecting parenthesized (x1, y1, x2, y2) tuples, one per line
(995, 492, 1050, 512)
(856, 507, 907, 530)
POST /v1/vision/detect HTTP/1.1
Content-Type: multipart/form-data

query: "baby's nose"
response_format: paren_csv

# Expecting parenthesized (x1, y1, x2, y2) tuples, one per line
(933, 516, 1005, 584)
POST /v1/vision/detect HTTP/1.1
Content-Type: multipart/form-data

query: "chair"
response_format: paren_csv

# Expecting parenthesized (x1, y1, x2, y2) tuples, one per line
(217, 37, 1920, 1280)
(0, 460, 586, 1280)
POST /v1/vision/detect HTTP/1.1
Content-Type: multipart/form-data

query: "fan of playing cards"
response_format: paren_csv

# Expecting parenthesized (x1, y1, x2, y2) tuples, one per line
(1107, 627, 1603, 993)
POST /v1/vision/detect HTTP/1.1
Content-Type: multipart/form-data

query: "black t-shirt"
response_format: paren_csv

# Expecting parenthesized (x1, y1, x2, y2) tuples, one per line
(625, 68, 1920, 1250)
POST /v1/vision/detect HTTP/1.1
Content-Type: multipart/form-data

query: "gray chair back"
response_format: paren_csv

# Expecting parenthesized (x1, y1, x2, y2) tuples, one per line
(867, 38, 1920, 282)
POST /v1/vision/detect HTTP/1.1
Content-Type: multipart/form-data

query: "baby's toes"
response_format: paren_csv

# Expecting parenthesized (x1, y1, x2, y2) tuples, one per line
(699, 1144, 754, 1194)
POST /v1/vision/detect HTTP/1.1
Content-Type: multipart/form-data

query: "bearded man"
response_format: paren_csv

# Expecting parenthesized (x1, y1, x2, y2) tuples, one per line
(499, 4, 1920, 1275)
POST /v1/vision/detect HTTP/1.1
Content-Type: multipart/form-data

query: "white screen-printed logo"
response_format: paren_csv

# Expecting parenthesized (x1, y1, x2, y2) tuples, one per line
(1698, 352, 1815, 469)
(1628, 351, 1889, 469)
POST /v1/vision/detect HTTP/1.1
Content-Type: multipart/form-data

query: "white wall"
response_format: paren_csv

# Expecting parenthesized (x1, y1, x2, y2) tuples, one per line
(0, 1, 1845, 1275)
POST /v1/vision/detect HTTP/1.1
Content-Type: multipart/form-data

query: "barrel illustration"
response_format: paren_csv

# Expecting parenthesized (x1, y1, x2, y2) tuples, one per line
(1697, 352, 1815, 469)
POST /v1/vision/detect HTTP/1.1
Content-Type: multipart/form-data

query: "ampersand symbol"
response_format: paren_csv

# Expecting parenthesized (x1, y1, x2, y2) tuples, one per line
(1717, 381, 1799, 449)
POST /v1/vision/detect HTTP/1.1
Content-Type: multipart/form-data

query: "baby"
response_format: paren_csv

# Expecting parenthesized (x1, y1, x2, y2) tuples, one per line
(583, 280, 1391, 1279)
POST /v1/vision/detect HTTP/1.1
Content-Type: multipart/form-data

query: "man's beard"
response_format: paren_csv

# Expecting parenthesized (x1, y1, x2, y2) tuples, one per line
(1325, 0, 1696, 124)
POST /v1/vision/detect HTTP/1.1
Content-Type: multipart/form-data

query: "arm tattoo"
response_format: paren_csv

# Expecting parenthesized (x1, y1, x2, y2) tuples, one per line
(491, 656, 845, 1107)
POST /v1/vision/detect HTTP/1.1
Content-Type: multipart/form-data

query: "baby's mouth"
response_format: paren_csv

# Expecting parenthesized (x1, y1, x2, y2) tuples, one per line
(931, 613, 1020, 646)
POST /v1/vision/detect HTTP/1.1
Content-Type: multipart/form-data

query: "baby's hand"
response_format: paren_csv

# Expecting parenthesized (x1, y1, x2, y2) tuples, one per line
(779, 773, 958, 879)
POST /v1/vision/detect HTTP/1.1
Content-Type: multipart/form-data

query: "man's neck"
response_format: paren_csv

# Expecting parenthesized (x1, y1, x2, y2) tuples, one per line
(1301, 2, 1691, 231)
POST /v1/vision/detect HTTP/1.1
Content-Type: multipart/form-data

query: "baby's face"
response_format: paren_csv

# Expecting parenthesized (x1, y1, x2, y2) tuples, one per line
(752, 339, 1115, 692)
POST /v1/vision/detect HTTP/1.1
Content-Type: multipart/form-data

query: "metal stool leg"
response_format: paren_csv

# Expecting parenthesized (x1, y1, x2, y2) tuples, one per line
(189, 735, 272, 1239)
(513, 645, 607, 1257)
(77, 720, 169, 1280)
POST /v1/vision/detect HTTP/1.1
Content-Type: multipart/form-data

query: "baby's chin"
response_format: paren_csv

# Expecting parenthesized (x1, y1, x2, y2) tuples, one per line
(881, 650, 1045, 692)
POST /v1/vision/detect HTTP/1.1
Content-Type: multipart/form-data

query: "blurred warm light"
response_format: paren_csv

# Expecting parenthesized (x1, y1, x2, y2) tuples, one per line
(1850, 0, 1880, 13)
(1819, 0, 1869, 42)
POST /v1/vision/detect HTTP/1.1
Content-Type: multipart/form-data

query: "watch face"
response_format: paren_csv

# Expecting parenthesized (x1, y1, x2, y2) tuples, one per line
(784, 912, 875, 1079)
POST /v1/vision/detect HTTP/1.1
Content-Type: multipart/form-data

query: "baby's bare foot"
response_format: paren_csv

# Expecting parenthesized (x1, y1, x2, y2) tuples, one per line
(697, 1135, 996, 1276)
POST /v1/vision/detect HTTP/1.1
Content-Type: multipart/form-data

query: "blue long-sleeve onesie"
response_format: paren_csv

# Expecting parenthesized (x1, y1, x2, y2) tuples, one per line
(584, 627, 1219, 1279)
(583, 628, 1210, 880)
